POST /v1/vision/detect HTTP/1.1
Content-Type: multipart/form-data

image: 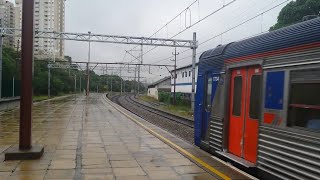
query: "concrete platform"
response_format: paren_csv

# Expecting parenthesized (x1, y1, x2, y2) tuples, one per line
(0, 94, 254, 179)
(4, 145, 44, 161)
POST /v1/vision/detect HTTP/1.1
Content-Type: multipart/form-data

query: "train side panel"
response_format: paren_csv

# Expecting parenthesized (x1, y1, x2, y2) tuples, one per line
(195, 18, 320, 180)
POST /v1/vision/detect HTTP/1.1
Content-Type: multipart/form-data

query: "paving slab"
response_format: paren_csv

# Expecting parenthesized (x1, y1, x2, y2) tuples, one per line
(0, 94, 253, 179)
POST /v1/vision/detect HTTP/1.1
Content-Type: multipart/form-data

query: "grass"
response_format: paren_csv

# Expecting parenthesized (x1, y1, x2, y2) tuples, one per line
(160, 104, 193, 119)
(33, 93, 69, 102)
(139, 95, 159, 103)
(139, 95, 193, 119)
(33, 96, 49, 102)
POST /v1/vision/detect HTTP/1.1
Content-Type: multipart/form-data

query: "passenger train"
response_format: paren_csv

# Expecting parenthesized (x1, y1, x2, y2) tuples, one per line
(195, 18, 320, 179)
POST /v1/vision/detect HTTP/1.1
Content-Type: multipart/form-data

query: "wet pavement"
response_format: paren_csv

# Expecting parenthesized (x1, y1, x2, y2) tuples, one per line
(0, 94, 220, 180)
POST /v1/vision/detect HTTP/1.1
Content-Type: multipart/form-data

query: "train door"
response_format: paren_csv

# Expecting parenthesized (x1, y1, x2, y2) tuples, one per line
(228, 66, 261, 163)
(201, 73, 219, 144)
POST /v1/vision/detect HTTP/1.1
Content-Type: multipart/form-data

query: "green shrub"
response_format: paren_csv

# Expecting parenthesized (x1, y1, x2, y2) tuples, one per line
(158, 92, 171, 104)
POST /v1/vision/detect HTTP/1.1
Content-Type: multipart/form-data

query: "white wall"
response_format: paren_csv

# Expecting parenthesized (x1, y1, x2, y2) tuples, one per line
(147, 87, 158, 100)
(171, 65, 198, 93)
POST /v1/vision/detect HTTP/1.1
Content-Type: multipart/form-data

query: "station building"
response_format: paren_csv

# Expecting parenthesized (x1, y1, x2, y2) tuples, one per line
(147, 76, 171, 100)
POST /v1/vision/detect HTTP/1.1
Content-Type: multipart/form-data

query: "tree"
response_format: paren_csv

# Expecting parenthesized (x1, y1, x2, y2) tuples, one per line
(64, 56, 72, 63)
(2, 46, 147, 96)
(270, 0, 320, 31)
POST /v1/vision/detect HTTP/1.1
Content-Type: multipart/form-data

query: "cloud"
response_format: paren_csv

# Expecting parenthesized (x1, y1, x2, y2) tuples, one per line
(64, 0, 286, 83)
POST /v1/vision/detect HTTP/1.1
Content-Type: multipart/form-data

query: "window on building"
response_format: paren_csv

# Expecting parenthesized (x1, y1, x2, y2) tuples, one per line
(189, 71, 191, 77)
(287, 68, 320, 131)
(182, 72, 184, 78)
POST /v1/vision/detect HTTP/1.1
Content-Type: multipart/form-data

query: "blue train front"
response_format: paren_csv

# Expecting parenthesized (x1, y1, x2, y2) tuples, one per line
(194, 18, 320, 180)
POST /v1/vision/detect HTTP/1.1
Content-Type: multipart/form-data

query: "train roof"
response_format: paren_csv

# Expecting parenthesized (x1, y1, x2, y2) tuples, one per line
(199, 17, 320, 67)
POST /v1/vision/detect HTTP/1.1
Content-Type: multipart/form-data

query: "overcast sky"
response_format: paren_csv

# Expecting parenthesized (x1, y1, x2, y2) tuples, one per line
(63, 0, 288, 83)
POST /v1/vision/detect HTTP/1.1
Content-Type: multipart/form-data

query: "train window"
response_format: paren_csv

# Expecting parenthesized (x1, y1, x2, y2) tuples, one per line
(211, 75, 225, 117)
(249, 75, 261, 119)
(288, 68, 320, 130)
(206, 77, 213, 108)
(232, 76, 242, 116)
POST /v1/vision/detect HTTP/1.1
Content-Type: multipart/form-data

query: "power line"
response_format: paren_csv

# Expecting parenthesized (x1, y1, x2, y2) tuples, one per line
(124, 0, 200, 65)
(152, 0, 290, 65)
(128, 0, 199, 52)
(140, 0, 238, 58)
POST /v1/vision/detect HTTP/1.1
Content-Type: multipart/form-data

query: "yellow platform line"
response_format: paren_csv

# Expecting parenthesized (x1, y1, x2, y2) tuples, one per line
(103, 95, 232, 180)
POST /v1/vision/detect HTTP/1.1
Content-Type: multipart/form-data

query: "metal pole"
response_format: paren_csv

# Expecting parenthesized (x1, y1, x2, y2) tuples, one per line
(79, 76, 81, 94)
(0, 36, 3, 99)
(48, 67, 50, 98)
(123, 79, 125, 93)
(134, 65, 137, 93)
(74, 74, 76, 100)
(16, 40, 20, 78)
(19, 0, 34, 150)
(191, 32, 197, 112)
(111, 78, 113, 94)
(86, 31, 91, 96)
(105, 64, 108, 91)
(172, 47, 179, 105)
(12, 77, 15, 97)
(86, 62, 89, 96)
(138, 45, 143, 94)
(120, 66, 122, 95)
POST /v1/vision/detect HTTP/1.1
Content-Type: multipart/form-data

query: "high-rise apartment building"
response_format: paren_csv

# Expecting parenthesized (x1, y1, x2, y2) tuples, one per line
(15, 0, 65, 59)
(0, 0, 15, 47)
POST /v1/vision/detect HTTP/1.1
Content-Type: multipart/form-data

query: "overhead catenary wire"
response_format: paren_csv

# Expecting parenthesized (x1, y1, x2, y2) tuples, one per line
(123, 0, 200, 65)
(152, 0, 290, 65)
(140, 0, 238, 58)
(128, 0, 199, 52)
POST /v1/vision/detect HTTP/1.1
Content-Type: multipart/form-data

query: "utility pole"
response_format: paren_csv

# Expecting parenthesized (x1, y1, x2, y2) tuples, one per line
(86, 62, 89, 95)
(123, 78, 126, 93)
(48, 66, 50, 98)
(0, 35, 3, 99)
(134, 65, 137, 93)
(120, 65, 123, 95)
(12, 76, 15, 97)
(172, 47, 179, 105)
(74, 74, 76, 101)
(86, 31, 91, 96)
(16, 39, 20, 77)
(191, 32, 197, 112)
(137, 45, 143, 94)
(111, 78, 113, 94)
(79, 76, 81, 94)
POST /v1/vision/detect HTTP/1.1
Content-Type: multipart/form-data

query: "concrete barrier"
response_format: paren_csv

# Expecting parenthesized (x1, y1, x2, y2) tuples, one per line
(0, 97, 20, 112)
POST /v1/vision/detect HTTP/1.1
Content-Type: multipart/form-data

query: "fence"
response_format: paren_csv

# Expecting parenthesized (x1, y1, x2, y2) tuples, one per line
(1, 78, 21, 98)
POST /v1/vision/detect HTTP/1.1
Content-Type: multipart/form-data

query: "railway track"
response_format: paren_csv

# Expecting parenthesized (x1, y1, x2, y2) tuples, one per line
(126, 95, 194, 128)
(111, 94, 194, 143)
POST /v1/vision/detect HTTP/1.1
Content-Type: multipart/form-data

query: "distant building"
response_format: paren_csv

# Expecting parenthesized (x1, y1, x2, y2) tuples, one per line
(170, 63, 198, 99)
(147, 77, 171, 100)
(0, 0, 15, 47)
(15, 0, 65, 59)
